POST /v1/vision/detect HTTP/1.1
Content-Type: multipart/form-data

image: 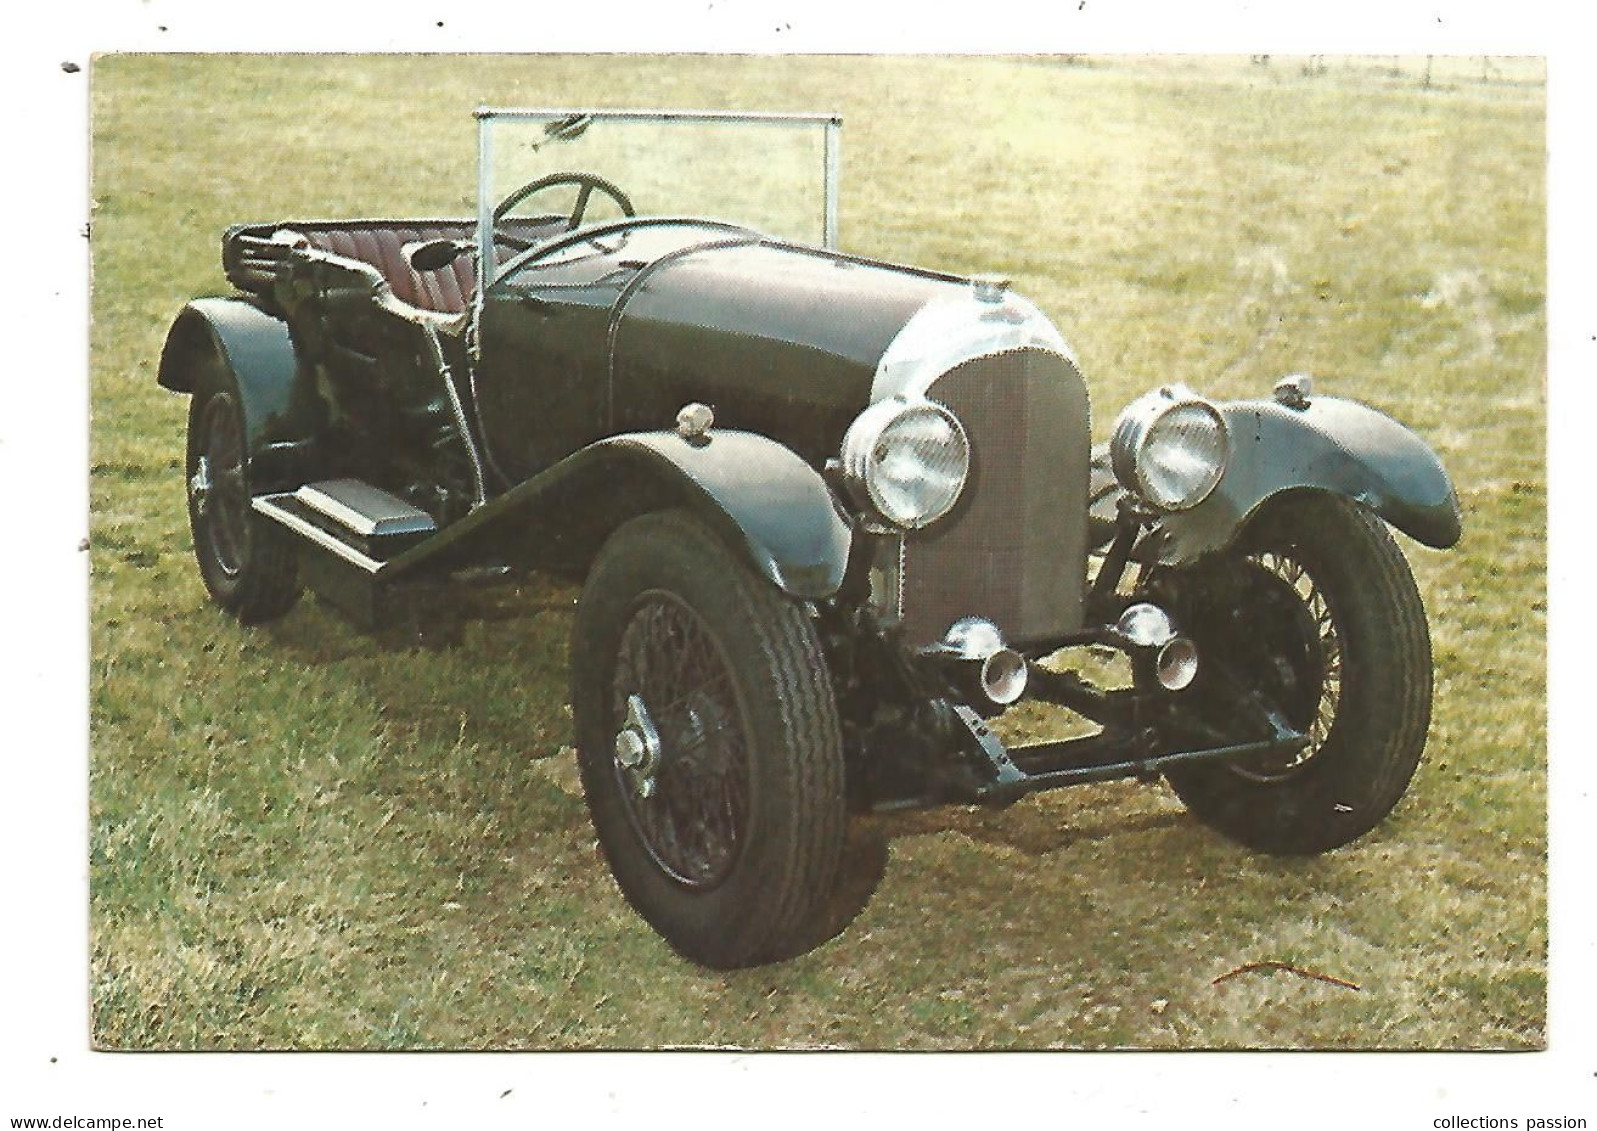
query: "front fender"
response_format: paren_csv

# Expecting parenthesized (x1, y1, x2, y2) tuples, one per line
(157, 297, 321, 490)
(1150, 396, 1462, 565)
(595, 430, 853, 598)
(384, 428, 853, 600)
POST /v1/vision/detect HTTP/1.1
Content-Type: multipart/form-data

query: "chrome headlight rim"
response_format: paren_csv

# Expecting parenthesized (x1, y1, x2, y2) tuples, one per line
(1110, 385, 1230, 512)
(840, 396, 971, 531)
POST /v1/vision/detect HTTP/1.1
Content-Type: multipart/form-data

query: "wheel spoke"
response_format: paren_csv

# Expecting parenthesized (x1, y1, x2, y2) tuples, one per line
(194, 395, 252, 579)
(1218, 547, 1346, 782)
(611, 592, 750, 888)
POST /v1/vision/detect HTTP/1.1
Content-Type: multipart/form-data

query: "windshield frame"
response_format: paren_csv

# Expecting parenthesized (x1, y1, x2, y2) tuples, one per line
(473, 106, 842, 299)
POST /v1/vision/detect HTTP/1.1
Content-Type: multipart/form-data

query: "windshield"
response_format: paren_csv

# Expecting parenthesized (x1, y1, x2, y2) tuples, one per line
(475, 108, 840, 289)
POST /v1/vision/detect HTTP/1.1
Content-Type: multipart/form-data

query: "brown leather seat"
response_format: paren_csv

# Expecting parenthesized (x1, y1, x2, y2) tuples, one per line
(300, 221, 477, 315)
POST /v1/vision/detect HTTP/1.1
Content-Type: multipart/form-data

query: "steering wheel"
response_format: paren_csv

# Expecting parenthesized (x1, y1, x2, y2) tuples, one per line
(492, 171, 636, 233)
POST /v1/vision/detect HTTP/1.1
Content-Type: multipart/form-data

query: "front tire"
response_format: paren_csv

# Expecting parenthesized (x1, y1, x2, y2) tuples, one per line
(1163, 493, 1433, 855)
(570, 511, 849, 969)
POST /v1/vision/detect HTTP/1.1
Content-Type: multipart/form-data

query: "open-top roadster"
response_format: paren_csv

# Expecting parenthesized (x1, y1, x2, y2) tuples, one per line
(159, 109, 1462, 968)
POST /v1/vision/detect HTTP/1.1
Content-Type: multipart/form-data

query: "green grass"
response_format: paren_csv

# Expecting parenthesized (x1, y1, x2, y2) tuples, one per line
(89, 54, 1545, 1049)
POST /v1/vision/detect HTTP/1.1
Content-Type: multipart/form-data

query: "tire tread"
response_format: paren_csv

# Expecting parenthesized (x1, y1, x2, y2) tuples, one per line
(1165, 493, 1433, 855)
(570, 510, 849, 968)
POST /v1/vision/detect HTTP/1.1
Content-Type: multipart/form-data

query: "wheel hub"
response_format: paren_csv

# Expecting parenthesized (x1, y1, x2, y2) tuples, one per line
(189, 455, 213, 516)
(613, 693, 662, 799)
(193, 394, 252, 580)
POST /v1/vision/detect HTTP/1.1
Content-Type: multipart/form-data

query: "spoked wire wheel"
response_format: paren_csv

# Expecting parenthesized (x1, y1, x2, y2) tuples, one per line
(611, 591, 752, 889)
(190, 392, 253, 581)
(571, 510, 850, 969)
(1223, 549, 1344, 783)
(183, 379, 301, 623)
(1163, 493, 1433, 855)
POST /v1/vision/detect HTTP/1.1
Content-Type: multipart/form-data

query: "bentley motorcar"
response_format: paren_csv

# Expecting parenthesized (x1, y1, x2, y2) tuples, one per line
(158, 109, 1463, 968)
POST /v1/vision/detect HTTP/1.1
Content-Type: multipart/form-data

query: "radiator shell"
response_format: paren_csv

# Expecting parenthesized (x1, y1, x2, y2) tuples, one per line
(899, 348, 1091, 649)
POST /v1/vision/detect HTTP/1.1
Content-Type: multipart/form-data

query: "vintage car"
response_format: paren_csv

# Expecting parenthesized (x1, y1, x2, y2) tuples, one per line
(158, 108, 1462, 969)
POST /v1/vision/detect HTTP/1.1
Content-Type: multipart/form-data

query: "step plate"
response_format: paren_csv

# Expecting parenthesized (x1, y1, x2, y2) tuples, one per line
(253, 480, 437, 565)
(295, 479, 437, 541)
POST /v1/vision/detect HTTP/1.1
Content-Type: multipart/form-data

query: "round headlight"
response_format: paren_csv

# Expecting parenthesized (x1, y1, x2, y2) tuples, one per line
(841, 397, 970, 530)
(1110, 386, 1229, 511)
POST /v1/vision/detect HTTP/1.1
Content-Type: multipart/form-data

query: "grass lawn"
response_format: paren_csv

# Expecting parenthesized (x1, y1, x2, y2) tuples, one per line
(88, 53, 1545, 1049)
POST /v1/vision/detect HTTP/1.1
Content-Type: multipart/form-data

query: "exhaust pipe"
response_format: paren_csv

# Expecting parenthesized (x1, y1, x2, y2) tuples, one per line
(927, 617, 1030, 707)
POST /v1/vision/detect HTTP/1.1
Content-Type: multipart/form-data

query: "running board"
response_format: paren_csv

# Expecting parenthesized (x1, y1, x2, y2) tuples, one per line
(253, 480, 437, 627)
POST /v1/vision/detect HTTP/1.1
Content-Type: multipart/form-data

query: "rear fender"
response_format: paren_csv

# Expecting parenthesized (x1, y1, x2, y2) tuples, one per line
(385, 429, 854, 600)
(1149, 396, 1462, 565)
(157, 297, 322, 491)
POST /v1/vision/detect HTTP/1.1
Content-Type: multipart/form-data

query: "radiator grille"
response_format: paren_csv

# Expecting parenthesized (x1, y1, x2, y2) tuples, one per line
(899, 348, 1091, 649)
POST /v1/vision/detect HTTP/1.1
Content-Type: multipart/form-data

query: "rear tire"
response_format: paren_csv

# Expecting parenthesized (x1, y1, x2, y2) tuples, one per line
(570, 511, 850, 968)
(1163, 494, 1432, 855)
(185, 379, 301, 624)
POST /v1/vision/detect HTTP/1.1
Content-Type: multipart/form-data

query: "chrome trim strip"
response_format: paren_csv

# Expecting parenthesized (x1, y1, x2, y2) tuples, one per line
(475, 111, 494, 310)
(252, 496, 385, 575)
(476, 107, 842, 125)
(824, 118, 841, 250)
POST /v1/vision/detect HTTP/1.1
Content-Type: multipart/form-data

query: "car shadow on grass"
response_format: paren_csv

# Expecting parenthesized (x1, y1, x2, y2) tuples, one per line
(257, 577, 579, 664)
(876, 802, 1192, 859)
